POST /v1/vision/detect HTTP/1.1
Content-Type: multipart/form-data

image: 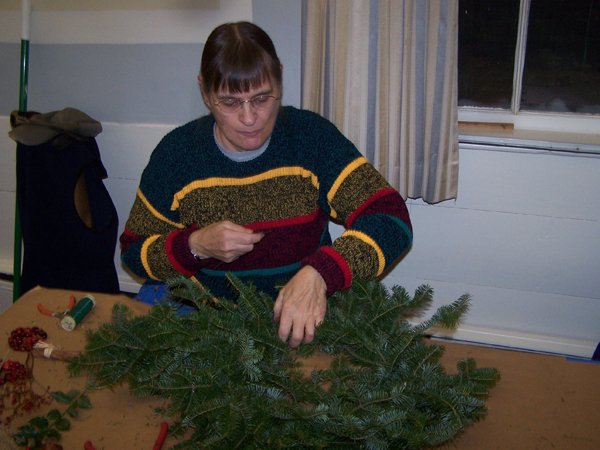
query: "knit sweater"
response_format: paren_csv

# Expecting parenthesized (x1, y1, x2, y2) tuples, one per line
(120, 106, 412, 300)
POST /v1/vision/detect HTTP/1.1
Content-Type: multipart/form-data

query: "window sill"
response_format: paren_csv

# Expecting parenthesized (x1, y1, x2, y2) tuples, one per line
(458, 122, 600, 155)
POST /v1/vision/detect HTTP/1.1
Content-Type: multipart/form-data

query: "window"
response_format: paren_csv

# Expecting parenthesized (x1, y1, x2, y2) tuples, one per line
(458, 0, 600, 135)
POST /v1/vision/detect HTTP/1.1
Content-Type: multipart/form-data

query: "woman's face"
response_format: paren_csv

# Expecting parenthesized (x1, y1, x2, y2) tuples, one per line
(205, 81, 281, 152)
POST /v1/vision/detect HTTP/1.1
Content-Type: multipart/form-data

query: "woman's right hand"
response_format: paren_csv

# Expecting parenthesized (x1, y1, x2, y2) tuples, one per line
(188, 220, 264, 262)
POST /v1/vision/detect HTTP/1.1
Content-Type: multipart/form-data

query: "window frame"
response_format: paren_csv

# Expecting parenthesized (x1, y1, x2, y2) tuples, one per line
(457, 0, 600, 142)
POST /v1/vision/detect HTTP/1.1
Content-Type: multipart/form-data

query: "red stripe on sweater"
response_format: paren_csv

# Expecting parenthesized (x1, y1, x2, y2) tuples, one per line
(245, 209, 321, 231)
(205, 210, 328, 271)
(346, 187, 399, 228)
(321, 246, 352, 290)
(119, 227, 142, 253)
(166, 229, 196, 277)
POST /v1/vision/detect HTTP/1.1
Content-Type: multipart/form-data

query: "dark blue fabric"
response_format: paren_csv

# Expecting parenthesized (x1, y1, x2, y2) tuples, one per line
(593, 342, 600, 361)
(16, 134, 120, 294)
(135, 282, 196, 316)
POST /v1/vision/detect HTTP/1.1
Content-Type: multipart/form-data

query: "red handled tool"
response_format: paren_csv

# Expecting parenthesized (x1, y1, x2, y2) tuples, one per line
(37, 294, 76, 318)
(153, 421, 169, 450)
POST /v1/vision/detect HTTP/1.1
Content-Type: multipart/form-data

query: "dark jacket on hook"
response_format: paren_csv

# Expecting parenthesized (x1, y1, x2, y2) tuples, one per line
(10, 108, 120, 295)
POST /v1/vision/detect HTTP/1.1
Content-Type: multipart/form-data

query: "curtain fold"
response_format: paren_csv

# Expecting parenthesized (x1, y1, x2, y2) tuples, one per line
(302, 0, 459, 203)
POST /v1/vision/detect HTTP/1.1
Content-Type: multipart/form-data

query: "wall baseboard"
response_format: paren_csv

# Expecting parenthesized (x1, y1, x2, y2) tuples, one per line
(0, 280, 13, 314)
(431, 325, 597, 359)
(119, 278, 141, 294)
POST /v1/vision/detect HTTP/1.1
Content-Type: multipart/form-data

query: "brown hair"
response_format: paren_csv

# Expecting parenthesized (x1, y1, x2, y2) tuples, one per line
(200, 21, 282, 95)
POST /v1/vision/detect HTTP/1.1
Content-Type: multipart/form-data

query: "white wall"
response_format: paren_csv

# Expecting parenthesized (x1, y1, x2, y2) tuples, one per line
(396, 144, 600, 357)
(1, 0, 598, 357)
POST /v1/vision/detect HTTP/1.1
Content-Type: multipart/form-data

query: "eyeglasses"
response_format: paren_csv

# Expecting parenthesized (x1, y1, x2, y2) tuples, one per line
(213, 94, 280, 114)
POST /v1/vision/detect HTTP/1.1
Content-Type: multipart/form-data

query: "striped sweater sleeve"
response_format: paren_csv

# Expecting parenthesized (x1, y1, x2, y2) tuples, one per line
(298, 117, 413, 295)
(119, 124, 206, 283)
(119, 189, 204, 282)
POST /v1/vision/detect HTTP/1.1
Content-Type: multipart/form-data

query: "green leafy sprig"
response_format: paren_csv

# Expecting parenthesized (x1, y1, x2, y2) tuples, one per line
(12, 389, 92, 449)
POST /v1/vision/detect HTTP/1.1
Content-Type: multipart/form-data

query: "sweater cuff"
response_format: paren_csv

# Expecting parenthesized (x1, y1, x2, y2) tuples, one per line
(166, 224, 205, 276)
(301, 246, 352, 296)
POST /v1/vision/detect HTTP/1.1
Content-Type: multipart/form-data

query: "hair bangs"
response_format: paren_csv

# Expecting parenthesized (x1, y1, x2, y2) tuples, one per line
(214, 46, 276, 94)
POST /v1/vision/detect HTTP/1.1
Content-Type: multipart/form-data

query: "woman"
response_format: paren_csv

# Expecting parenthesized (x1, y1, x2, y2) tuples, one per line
(120, 21, 413, 348)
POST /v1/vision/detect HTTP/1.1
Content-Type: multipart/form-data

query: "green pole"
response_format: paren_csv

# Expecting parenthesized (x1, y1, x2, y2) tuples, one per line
(13, 0, 30, 301)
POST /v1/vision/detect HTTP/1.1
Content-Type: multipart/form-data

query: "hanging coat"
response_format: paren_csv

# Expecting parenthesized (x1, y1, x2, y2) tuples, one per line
(10, 108, 120, 294)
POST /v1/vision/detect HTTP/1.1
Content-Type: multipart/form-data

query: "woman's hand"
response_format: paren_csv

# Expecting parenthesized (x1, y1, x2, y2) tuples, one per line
(189, 220, 264, 262)
(273, 265, 327, 348)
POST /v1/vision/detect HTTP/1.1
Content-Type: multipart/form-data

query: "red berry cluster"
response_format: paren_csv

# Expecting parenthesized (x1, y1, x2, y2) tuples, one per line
(8, 326, 48, 352)
(0, 355, 51, 427)
(0, 359, 28, 385)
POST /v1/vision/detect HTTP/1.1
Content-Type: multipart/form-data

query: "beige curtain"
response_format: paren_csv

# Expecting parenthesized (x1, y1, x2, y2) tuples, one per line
(302, 0, 459, 203)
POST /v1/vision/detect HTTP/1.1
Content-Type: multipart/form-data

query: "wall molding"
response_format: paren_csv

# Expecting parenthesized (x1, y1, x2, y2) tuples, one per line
(0, 280, 13, 314)
(430, 325, 596, 359)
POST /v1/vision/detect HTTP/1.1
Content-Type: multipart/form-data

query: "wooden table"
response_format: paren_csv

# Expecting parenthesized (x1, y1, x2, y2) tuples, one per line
(437, 341, 600, 450)
(1, 287, 599, 449)
(1, 287, 169, 450)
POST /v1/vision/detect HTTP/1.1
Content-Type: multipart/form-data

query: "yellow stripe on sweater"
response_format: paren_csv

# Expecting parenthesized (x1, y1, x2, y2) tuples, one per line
(342, 229, 385, 276)
(141, 235, 161, 280)
(171, 166, 320, 210)
(327, 157, 368, 219)
(137, 189, 184, 228)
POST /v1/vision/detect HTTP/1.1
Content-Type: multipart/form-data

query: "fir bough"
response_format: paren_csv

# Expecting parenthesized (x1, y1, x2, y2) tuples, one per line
(68, 276, 500, 449)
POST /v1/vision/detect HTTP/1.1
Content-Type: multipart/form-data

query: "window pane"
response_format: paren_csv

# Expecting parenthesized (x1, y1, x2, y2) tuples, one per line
(458, 0, 521, 109)
(521, 0, 600, 114)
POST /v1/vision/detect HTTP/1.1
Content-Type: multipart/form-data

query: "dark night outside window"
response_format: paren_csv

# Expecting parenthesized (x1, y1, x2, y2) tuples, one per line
(458, 0, 600, 115)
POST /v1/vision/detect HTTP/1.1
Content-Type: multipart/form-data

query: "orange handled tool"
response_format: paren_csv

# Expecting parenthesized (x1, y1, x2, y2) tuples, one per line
(37, 294, 76, 318)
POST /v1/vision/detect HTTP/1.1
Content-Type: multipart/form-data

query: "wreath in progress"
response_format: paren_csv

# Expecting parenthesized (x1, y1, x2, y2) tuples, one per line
(68, 276, 500, 449)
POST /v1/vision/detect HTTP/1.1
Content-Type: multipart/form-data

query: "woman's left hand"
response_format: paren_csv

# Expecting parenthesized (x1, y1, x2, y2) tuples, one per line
(273, 265, 327, 348)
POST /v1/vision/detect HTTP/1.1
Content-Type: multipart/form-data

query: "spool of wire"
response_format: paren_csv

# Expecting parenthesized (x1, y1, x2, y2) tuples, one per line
(60, 295, 96, 331)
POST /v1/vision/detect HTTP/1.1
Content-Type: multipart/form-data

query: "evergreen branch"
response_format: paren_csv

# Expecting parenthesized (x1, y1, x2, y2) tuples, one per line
(433, 394, 465, 429)
(388, 333, 418, 371)
(416, 294, 471, 334)
(343, 346, 385, 368)
(351, 393, 396, 414)
(412, 344, 445, 377)
(180, 400, 229, 426)
(368, 302, 405, 326)
(67, 278, 499, 449)
(135, 382, 215, 392)
(404, 285, 434, 315)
